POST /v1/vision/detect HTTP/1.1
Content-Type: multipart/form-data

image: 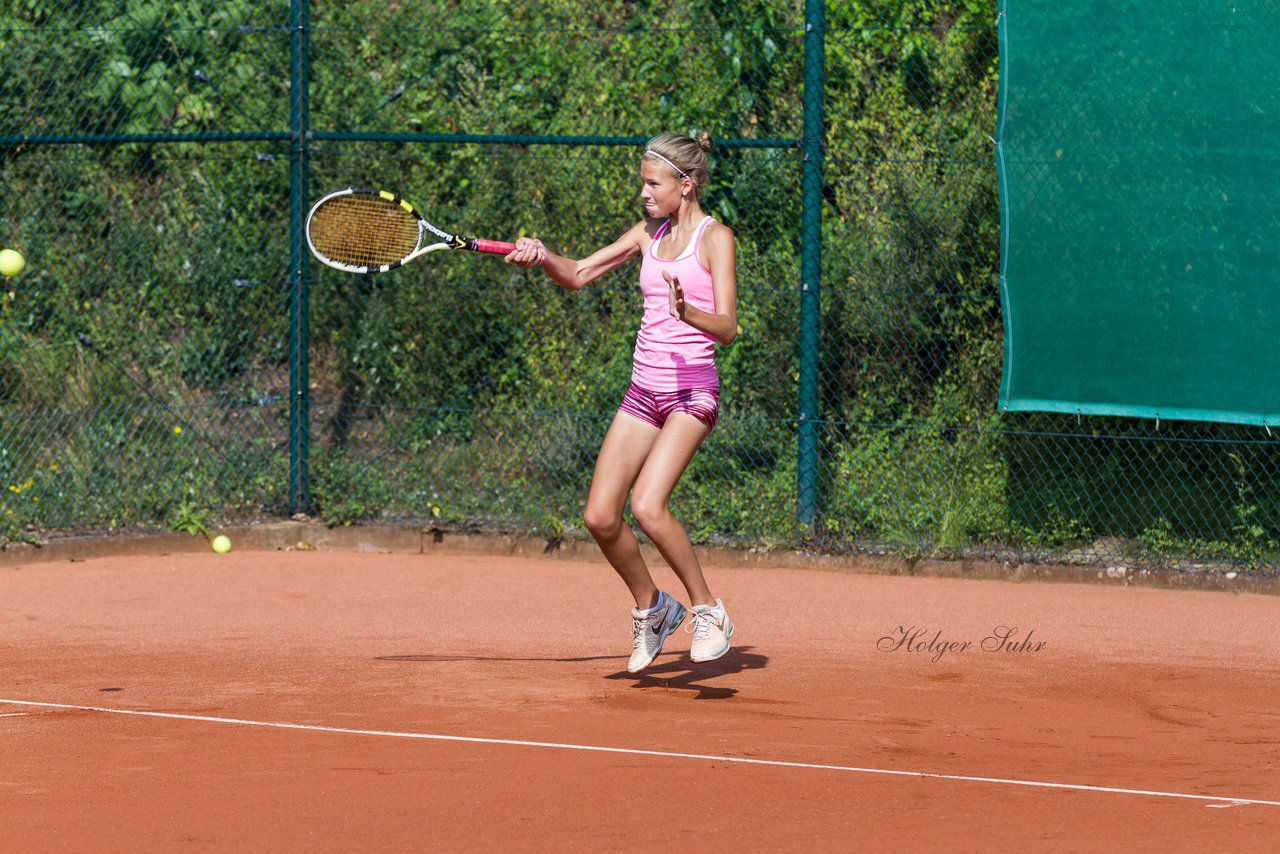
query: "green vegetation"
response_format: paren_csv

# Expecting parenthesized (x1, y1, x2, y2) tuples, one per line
(2, 1, 1277, 571)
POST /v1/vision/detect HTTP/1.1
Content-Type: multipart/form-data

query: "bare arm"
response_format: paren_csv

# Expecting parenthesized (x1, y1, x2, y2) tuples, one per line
(507, 222, 649, 291)
(666, 222, 738, 346)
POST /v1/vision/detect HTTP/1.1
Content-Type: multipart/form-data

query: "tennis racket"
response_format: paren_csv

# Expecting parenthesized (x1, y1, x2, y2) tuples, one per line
(306, 187, 517, 274)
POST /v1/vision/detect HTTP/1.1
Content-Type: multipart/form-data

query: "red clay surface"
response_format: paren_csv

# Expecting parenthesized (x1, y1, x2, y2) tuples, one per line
(2, 549, 1278, 852)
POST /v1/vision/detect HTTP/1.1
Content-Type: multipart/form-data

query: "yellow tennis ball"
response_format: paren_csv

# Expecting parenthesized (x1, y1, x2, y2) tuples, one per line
(211, 534, 232, 554)
(0, 249, 24, 278)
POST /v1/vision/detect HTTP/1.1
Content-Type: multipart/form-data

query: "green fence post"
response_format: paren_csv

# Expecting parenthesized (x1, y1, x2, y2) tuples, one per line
(798, 0, 825, 527)
(287, 0, 311, 515)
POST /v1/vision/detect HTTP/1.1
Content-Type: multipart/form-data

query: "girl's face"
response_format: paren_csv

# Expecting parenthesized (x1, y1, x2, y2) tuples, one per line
(639, 160, 688, 217)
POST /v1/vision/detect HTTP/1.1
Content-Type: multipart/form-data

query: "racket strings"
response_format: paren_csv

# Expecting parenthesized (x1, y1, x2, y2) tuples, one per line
(309, 196, 419, 267)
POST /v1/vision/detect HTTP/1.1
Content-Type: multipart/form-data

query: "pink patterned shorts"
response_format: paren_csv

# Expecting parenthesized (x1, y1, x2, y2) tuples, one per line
(618, 383, 720, 432)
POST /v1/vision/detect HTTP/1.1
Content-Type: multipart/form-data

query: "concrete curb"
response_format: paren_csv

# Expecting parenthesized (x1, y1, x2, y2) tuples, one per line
(2, 522, 1277, 595)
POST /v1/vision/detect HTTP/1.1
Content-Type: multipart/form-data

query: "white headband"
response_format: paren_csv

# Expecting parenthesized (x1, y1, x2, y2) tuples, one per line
(644, 150, 689, 180)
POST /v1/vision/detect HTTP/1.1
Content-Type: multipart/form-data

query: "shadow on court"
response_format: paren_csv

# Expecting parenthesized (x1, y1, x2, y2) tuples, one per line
(375, 647, 768, 700)
(603, 645, 768, 699)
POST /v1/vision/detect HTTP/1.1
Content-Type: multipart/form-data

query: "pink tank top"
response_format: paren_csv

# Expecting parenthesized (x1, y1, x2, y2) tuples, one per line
(632, 216, 719, 392)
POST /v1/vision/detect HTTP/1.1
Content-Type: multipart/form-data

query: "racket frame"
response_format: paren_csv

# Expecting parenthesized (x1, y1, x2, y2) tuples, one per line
(305, 187, 515, 274)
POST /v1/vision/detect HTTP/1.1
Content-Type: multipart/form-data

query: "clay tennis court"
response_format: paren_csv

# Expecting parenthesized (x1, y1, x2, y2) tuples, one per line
(2, 536, 1278, 852)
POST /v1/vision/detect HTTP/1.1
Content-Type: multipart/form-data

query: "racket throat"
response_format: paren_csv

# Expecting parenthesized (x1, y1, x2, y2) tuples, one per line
(421, 220, 460, 247)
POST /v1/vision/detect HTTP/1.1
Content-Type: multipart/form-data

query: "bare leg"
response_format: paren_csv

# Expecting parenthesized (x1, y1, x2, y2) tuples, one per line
(582, 412, 663, 609)
(628, 413, 716, 607)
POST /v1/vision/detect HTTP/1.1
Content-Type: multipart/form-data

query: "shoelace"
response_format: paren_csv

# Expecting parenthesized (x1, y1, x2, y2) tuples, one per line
(633, 605, 677, 649)
(631, 617, 646, 648)
(687, 609, 717, 641)
(632, 614, 661, 649)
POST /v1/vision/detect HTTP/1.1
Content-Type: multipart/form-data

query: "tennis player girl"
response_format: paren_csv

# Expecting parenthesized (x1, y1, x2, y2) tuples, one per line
(507, 132, 737, 673)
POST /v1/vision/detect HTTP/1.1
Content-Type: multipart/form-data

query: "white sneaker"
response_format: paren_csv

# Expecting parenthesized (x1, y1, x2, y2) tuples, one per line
(688, 599, 734, 662)
(627, 592, 687, 674)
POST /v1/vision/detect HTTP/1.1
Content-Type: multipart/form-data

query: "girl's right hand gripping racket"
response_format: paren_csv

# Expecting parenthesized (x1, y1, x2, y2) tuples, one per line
(306, 187, 517, 274)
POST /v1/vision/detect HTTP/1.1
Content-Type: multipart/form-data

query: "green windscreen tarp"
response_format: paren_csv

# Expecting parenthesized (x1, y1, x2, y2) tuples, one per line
(996, 0, 1280, 426)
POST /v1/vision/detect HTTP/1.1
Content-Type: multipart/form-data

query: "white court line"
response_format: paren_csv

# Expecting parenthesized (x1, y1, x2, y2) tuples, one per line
(2, 697, 1276, 809)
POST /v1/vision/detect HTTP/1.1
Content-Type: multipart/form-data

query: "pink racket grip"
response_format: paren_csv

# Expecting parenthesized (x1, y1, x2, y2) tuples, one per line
(471, 239, 518, 255)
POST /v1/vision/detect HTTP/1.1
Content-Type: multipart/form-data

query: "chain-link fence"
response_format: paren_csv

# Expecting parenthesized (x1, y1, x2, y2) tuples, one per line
(3, 1, 1278, 574)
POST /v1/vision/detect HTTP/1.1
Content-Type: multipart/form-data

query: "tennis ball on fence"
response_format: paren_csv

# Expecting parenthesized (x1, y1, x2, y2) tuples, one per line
(0, 249, 24, 278)
(211, 534, 233, 554)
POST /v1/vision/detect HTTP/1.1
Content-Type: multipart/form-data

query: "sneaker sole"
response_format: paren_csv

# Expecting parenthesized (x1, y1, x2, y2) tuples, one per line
(627, 603, 687, 673)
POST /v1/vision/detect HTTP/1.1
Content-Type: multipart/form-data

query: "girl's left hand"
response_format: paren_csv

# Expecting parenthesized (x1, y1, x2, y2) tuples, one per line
(665, 271, 686, 320)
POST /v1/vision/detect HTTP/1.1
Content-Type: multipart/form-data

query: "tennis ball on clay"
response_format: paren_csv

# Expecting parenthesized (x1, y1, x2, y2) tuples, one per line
(211, 534, 233, 554)
(0, 249, 24, 278)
